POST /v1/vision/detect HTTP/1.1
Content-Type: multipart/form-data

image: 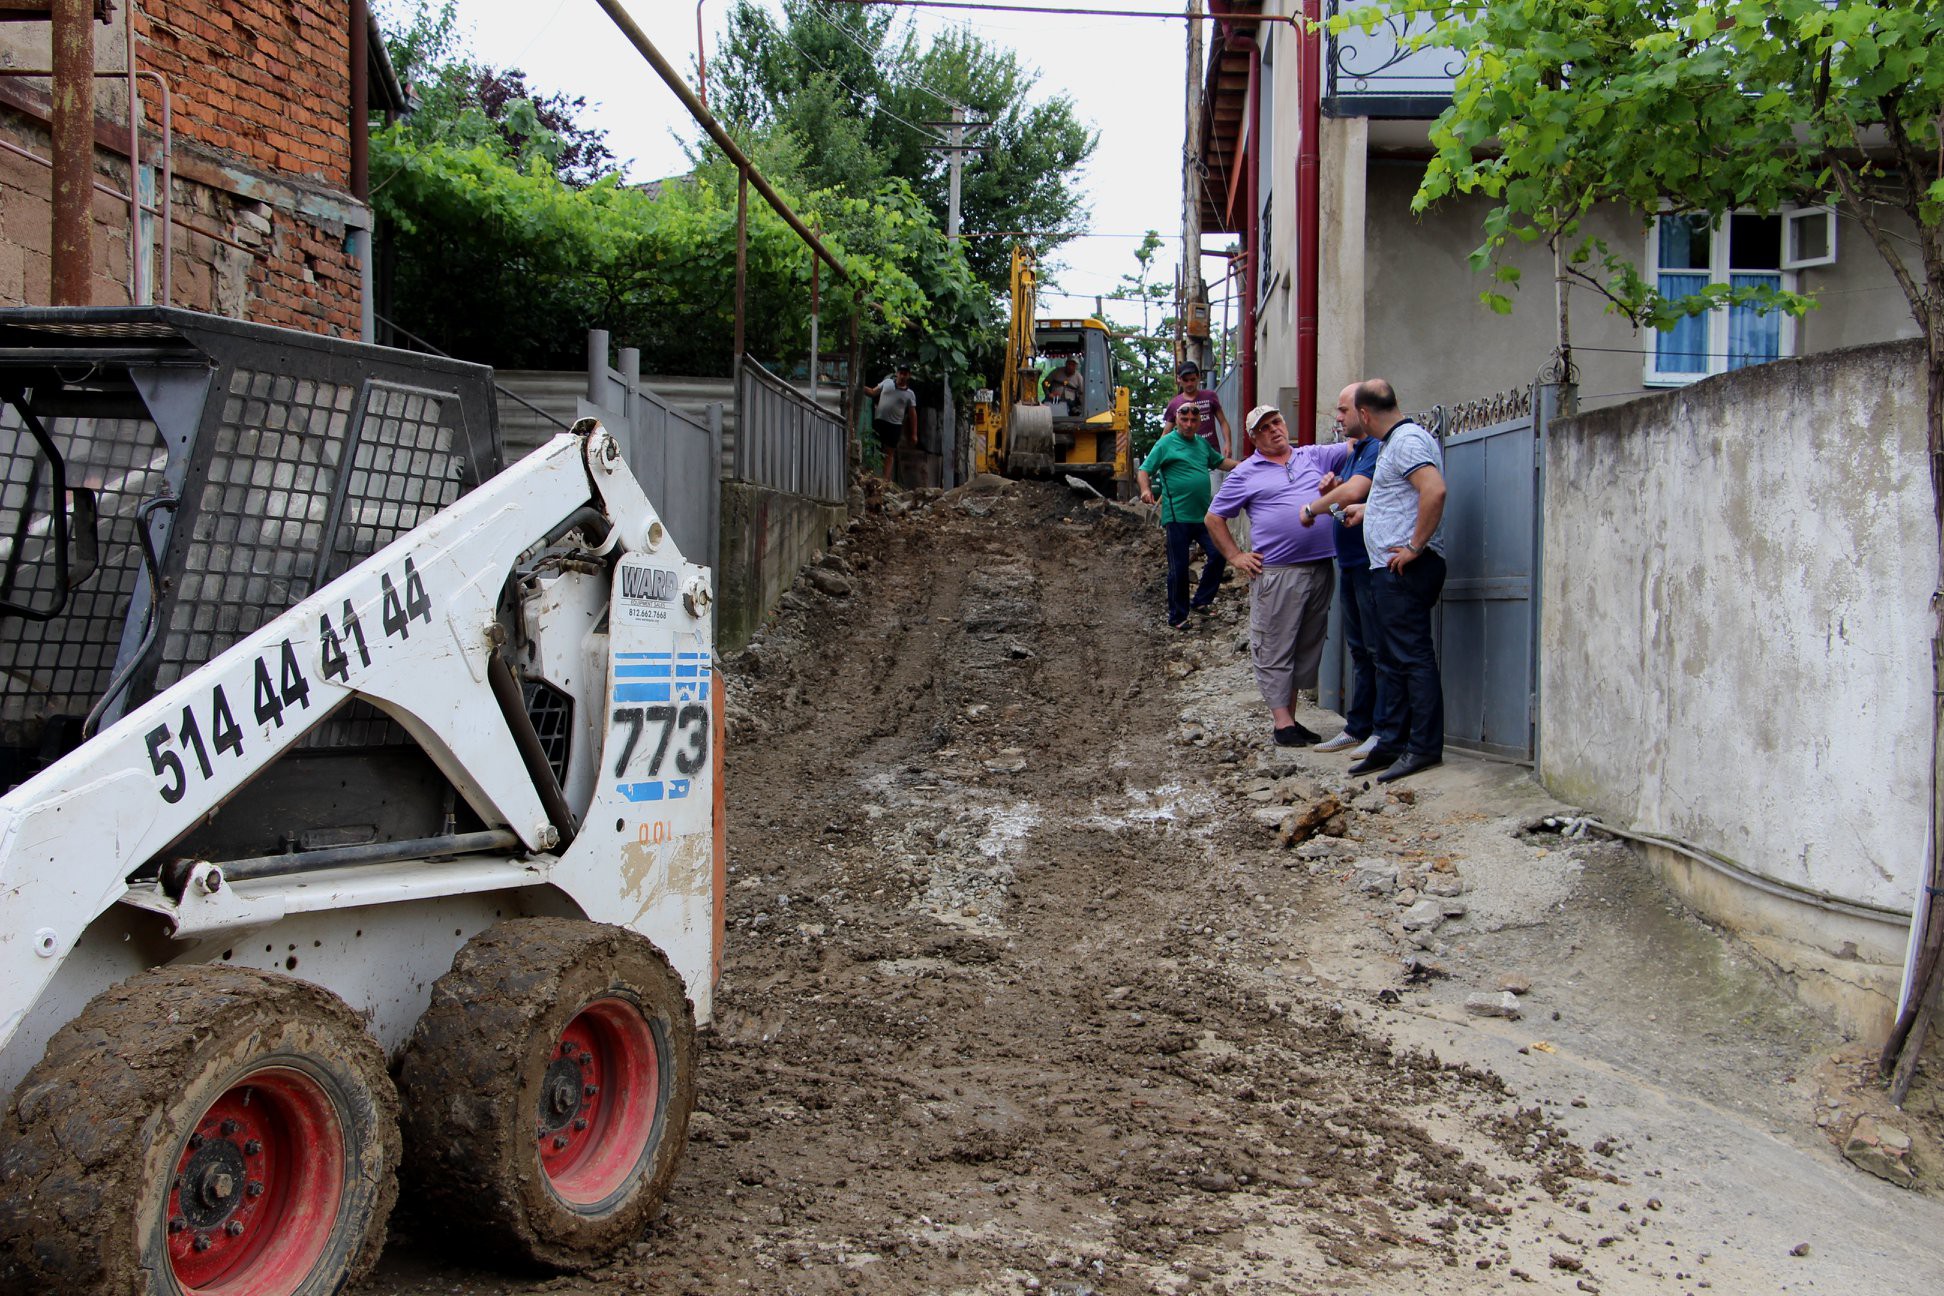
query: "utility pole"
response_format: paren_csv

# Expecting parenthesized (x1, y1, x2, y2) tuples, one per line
(1181, 0, 1207, 372)
(947, 103, 965, 239)
(923, 108, 990, 488)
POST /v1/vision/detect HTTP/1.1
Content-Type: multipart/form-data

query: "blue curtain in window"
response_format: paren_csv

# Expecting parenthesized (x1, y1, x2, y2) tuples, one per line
(1727, 272, 1782, 371)
(1655, 272, 1708, 374)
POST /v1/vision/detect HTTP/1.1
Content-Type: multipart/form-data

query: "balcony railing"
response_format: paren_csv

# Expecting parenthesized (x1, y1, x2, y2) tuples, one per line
(1323, 1, 1462, 119)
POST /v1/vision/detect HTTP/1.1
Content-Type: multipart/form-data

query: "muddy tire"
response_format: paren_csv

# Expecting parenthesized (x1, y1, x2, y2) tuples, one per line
(0, 965, 400, 1296)
(395, 918, 696, 1269)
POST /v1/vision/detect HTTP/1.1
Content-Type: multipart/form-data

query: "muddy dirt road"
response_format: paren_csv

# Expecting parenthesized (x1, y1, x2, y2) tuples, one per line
(365, 480, 1942, 1295)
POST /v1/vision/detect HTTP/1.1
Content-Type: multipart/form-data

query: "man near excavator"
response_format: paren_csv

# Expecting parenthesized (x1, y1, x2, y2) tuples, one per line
(863, 362, 919, 480)
(1139, 403, 1240, 629)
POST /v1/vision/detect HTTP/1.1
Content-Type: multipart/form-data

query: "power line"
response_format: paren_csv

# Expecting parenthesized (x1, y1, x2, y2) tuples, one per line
(768, 12, 946, 142)
(803, 0, 963, 114)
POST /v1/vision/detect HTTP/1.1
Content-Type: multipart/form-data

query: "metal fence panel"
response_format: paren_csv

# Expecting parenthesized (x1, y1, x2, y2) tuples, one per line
(1440, 409, 1539, 760)
(575, 379, 719, 572)
(736, 358, 845, 504)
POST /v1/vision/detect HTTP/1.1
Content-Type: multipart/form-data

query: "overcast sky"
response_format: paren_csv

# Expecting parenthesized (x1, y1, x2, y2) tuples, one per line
(443, 0, 1201, 333)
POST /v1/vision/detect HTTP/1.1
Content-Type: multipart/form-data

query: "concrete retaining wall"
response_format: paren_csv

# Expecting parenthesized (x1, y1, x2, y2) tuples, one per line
(1539, 339, 1931, 1037)
(717, 482, 847, 653)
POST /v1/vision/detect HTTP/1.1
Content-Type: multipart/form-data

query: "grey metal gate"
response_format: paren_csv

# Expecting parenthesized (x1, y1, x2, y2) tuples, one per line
(1319, 384, 1556, 762)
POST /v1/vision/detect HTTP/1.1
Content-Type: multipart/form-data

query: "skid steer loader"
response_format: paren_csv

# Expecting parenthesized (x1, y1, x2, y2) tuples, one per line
(0, 308, 721, 1294)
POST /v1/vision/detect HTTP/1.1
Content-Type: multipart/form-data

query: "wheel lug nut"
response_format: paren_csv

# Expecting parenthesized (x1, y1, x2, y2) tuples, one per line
(192, 1233, 212, 1253)
(224, 1220, 244, 1237)
(220, 1119, 241, 1136)
(584, 1084, 598, 1098)
(246, 1181, 264, 1198)
(552, 1134, 569, 1150)
(243, 1140, 261, 1156)
(573, 1117, 588, 1131)
(187, 1133, 203, 1150)
(167, 1216, 187, 1234)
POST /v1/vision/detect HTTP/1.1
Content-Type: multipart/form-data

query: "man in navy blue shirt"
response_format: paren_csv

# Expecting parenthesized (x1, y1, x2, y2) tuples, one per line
(1300, 382, 1390, 757)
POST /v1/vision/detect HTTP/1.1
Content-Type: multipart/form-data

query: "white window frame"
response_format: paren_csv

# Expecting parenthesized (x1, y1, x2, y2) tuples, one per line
(1643, 210, 1809, 387)
(1782, 204, 1838, 270)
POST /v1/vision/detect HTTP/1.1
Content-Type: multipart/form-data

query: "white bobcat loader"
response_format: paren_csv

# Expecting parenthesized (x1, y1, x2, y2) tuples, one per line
(0, 309, 721, 1294)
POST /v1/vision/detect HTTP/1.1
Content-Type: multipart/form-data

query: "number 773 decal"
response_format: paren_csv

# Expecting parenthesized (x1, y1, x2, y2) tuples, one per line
(611, 652, 711, 803)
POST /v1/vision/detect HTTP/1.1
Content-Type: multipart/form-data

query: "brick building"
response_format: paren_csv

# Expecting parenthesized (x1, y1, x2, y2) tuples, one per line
(0, 0, 405, 338)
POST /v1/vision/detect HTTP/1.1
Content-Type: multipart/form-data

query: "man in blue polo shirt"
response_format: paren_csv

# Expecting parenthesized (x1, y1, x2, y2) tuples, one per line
(1299, 382, 1388, 758)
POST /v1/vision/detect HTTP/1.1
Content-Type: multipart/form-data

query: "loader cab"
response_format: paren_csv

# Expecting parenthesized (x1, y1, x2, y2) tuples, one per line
(1031, 320, 1115, 424)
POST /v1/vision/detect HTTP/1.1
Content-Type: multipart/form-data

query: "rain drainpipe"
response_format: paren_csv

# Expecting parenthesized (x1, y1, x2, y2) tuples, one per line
(1235, 30, 1260, 449)
(1294, 0, 1320, 446)
(50, 0, 95, 304)
(350, 0, 373, 342)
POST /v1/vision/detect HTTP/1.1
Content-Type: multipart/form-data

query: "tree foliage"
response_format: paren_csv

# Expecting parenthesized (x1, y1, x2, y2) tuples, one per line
(373, 127, 990, 375)
(372, 1, 617, 187)
(712, 0, 1098, 287)
(1104, 231, 1177, 459)
(369, 2, 994, 378)
(1341, 0, 1943, 351)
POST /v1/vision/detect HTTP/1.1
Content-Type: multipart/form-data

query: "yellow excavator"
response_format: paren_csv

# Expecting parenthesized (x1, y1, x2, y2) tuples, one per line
(972, 247, 1131, 488)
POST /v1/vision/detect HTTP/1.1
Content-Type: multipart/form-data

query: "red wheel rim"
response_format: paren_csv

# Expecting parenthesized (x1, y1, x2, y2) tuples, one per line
(537, 996, 663, 1208)
(165, 1066, 345, 1296)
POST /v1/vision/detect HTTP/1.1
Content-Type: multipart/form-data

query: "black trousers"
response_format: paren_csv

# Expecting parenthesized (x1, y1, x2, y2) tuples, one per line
(1369, 550, 1446, 758)
(1162, 521, 1225, 625)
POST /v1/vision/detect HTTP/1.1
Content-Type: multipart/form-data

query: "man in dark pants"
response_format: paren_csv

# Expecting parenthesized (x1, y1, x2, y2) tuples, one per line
(1137, 403, 1239, 628)
(1300, 382, 1388, 758)
(1339, 379, 1447, 783)
(862, 362, 918, 480)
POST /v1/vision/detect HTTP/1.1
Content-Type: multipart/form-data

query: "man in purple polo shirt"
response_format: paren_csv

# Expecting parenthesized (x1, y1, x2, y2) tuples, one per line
(1205, 405, 1351, 746)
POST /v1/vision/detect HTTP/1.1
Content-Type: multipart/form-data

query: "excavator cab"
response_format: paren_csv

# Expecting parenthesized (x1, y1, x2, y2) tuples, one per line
(974, 248, 1132, 488)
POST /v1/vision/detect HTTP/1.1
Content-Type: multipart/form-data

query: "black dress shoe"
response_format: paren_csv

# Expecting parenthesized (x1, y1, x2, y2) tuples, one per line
(1348, 748, 1399, 775)
(1273, 721, 1321, 746)
(1377, 751, 1443, 783)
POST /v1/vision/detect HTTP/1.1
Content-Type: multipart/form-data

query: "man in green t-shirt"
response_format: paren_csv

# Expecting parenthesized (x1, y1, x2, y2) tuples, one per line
(1138, 403, 1240, 628)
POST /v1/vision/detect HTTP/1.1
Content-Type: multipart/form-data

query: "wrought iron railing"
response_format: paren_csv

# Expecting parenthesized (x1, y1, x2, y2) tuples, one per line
(1441, 385, 1533, 438)
(1323, 1, 1462, 118)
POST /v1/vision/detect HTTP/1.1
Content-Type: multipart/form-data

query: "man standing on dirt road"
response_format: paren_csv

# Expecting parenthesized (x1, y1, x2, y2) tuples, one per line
(1205, 405, 1350, 746)
(1299, 383, 1391, 758)
(863, 362, 919, 481)
(1338, 379, 1448, 783)
(1139, 403, 1240, 628)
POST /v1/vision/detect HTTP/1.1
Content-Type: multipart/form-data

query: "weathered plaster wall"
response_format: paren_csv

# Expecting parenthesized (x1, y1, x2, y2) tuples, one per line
(1540, 340, 1930, 1034)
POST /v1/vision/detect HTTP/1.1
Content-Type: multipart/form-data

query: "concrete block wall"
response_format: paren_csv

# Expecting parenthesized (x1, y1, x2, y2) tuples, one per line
(1539, 339, 1930, 1037)
(717, 482, 847, 653)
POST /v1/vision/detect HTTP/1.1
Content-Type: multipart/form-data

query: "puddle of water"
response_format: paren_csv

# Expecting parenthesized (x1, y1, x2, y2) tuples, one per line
(975, 805, 1040, 860)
